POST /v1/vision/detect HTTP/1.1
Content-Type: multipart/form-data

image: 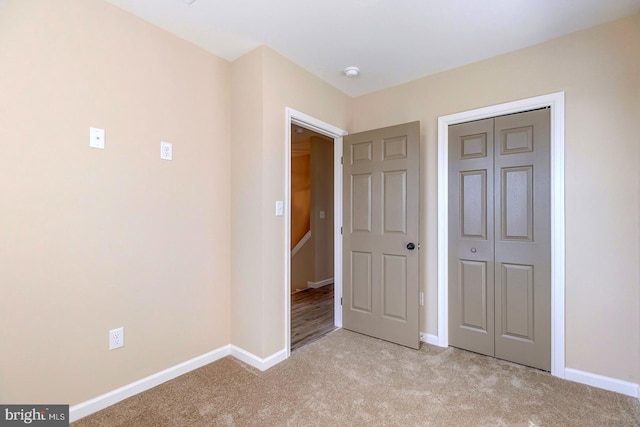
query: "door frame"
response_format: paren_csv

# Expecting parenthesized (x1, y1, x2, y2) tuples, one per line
(285, 107, 348, 357)
(437, 92, 565, 378)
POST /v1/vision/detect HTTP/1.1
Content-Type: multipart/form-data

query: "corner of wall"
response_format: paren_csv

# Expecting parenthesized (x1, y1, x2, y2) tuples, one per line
(229, 47, 267, 357)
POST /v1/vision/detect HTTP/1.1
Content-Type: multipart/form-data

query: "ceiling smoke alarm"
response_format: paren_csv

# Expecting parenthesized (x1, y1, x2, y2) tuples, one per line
(343, 66, 360, 78)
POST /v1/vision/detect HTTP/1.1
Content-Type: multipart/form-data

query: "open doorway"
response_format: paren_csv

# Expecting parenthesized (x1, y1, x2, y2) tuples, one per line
(290, 125, 336, 351)
(285, 108, 347, 356)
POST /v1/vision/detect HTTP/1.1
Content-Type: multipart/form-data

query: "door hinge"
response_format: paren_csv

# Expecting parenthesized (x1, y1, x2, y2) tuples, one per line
(341, 156, 343, 165)
(341, 226, 343, 235)
(341, 297, 343, 306)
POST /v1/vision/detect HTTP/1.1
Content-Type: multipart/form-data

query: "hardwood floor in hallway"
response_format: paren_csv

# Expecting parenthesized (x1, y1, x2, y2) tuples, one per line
(291, 284, 336, 351)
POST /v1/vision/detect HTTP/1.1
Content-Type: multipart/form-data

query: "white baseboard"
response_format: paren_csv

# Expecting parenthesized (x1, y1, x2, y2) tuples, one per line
(419, 335, 639, 398)
(68, 342, 640, 423)
(420, 333, 441, 346)
(69, 345, 231, 422)
(565, 368, 639, 398)
(230, 345, 288, 371)
(70, 344, 290, 422)
(307, 277, 334, 289)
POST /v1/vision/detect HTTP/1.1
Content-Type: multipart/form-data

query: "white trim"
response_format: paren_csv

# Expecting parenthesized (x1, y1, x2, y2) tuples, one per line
(333, 136, 344, 328)
(291, 230, 312, 257)
(230, 345, 288, 371)
(565, 368, 640, 398)
(437, 92, 566, 378)
(287, 109, 347, 138)
(69, 346, 231, 422)
(307, 277, 334, 288)
(420, 333, 440, 346)
(285, 107, 347, 358)
(67, 338, 637, 425)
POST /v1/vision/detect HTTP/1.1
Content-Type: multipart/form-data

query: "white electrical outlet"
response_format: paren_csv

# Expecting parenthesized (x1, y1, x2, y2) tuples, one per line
(160, 141, 173, 160)
(109, 327, 124, 350)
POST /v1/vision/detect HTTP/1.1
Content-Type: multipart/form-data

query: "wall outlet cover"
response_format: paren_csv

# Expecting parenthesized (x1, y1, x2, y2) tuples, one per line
(90, 127, 105, 149)
(160, 141, 173, 160)
(109, 327, 124, 350)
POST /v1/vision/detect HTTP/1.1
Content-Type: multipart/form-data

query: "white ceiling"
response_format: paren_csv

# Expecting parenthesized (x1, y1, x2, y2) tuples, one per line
(105, 0, 640, 97)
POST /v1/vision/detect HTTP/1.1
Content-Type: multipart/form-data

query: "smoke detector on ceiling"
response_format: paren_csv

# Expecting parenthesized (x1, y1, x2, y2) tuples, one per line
(343, 66, 360, 78)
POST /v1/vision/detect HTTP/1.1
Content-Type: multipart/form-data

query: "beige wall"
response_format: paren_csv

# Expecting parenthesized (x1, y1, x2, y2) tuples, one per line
(291, 234, 315, 291)
(229, 48, 265, 356)
(260, 48, 349, 356)
(290, 148, 313, 292)
(350, 14, 640, 383)
(230, 47, 350, 357)
(290, 135, 334, 291)
(3, 0, 638, 408)
(0, 0, 231, 404)
(291, 153, 311, 248)
(310, 136, 335, 283)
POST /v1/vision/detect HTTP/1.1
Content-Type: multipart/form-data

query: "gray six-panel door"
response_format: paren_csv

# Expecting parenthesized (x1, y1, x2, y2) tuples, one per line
(449, 109, 551, 371)
(343, 122, 420, 349)
(494, 110, 550, 370)
(448, 118, 496, 356)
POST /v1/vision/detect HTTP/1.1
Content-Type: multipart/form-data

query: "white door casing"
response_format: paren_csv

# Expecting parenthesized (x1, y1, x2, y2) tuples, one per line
(285, 108, 347, 358)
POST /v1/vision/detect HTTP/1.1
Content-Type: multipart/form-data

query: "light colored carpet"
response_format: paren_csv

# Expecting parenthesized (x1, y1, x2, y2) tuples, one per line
(73, 329, 640, 426)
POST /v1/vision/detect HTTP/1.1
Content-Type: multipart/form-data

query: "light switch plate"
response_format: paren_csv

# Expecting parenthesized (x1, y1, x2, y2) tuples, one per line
(275, 200, 284, 216)
(90, 127, 105, 149)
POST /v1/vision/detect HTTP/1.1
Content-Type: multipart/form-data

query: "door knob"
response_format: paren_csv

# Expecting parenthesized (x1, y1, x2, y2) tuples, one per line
(406, 242, 416, 250)
(470, 247, 477, 253)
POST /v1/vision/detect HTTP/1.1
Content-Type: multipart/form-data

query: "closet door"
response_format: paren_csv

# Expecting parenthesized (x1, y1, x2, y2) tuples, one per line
(448, 109, 551, 371)
(448, 118, 495, 357)
(494, 109, 551, 371)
